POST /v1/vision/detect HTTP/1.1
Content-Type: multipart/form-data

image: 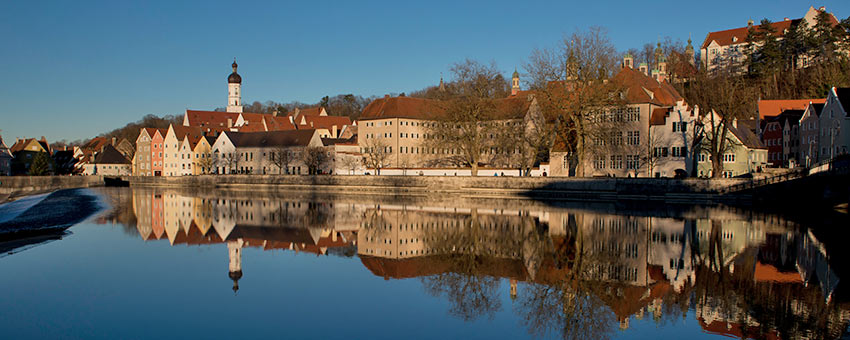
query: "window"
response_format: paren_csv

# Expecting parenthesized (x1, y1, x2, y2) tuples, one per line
(626, 131, 640, 145)
(671, 146, 686, 157)
(723, 153, 735, 163)
(594, 155, 605, 169)
(626, 155, 640, 169)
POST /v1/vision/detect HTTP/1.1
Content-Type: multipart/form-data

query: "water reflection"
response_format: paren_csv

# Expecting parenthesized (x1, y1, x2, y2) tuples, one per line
(104, 187, 849, 339)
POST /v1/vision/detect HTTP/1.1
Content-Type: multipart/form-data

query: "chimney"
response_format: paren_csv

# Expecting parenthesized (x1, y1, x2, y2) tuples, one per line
(732, 119, 738, 129)
(384, 94, 390, 99)
(332, 125, 338, 138)
(819, 6, 825, 11)
(784, 17, 789, 21)
(111, 137, 117, 146)
(227, 118, 233, 128)
(747, 19, 754, 28)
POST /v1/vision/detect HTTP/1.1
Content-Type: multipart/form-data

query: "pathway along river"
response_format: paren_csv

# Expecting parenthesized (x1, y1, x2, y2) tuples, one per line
(1, 187, 848, 339)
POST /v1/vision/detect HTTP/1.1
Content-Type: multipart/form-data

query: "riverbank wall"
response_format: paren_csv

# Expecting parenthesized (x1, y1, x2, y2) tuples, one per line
(127, 175, 749, 204)
(0, 176, 104, 197)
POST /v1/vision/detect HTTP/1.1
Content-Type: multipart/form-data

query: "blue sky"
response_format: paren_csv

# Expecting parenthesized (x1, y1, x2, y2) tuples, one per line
(1, 0, 848, 142)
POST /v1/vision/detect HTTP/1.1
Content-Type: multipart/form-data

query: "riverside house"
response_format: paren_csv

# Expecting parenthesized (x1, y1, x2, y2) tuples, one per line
(0, 136, 11, 176)
(211, 130, 323, 175)
(697, 112, 768, 178)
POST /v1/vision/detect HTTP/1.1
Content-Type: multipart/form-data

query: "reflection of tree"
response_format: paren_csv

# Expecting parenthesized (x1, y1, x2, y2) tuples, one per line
(420, 209, 503, 321)
(516, 282, 615, 340)
(513, 216, 617, 340)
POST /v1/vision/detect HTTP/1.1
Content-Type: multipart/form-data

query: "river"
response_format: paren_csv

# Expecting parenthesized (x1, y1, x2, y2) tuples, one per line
(0, 186, 847, 339)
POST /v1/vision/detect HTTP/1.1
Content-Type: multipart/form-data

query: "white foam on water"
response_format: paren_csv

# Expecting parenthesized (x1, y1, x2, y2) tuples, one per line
(0, 192, 52, 224)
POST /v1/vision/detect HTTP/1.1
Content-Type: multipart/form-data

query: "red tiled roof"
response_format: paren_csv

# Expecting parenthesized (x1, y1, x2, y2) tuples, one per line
(702, 19, 799, 49)
(612, 67, 683, 106)
(650, 108, 670, 126)
(170, 125, 203, 140)
(758, 99, 826, 119)
(264, 115, 297, 131)
(184, 110, 241, 130)
(301, 115, 352, 130)
(81, 137, 111, 152)
(360, 96, 445, 120)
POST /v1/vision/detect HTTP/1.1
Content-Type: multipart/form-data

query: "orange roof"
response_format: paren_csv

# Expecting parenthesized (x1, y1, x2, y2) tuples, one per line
(301, 115, 352, 130)
(360, 96, 445, 120)
(753, 262, 803, 283)
(264, 115, 297, 131)
(143, 128, 168, 138)
(612, 67, 683, 106)
(170, 125, 203, 140)
(650, 108, 670, 126)
(81, 137, 111, 152)
(293, 107, 325, 117)
(758, 99, 825, 119)
(184, 110, 241, 130)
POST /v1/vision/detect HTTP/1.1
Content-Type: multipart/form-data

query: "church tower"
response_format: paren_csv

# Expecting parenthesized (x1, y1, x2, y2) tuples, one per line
(511, 69, 520, 96)
(227, 59, 243, 113)
(685, 36, 695, 66)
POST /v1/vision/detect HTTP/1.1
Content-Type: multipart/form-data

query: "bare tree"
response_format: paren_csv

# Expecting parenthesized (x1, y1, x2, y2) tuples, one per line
(340, 155, 361, 175)
(302, 146, 328, 175)
(424, 59, 506, 176)
(363, 138, 389, 175)
(269, 145, 295, 174)
(194, 152, 215, 174)
(684, 69, 754, 178)
(525, 27, 626, 177)
(220, 152, 243, 174)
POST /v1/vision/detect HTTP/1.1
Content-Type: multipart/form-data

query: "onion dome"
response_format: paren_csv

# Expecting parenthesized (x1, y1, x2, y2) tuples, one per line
(228, 60, 242, 84)
(512, 68, 520, 78)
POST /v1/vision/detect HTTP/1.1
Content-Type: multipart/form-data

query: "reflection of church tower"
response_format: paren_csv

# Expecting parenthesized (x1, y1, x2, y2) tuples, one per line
(227, 59, 243, 113)
(509, 279, 518, 300)
(511, 69, 520, 96)
(228, 240, 243, 293)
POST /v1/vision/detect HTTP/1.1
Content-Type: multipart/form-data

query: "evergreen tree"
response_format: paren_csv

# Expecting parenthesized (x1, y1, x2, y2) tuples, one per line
(29, 152, 53, 176)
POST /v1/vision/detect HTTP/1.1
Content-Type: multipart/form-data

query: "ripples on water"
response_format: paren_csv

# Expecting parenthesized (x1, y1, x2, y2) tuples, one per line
(2, 187, 849, 339)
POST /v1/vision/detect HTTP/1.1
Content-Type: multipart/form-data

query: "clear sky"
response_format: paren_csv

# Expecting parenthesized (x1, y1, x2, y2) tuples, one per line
(1, 0, 848, 143)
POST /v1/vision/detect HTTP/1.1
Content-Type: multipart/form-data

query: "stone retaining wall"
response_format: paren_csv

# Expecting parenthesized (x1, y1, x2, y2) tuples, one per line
(0, 176, 104, 195)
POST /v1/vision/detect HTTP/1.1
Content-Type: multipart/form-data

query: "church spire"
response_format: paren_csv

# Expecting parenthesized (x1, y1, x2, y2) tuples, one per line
(226, 59, 243, 113)
(511, 68, 520, 96)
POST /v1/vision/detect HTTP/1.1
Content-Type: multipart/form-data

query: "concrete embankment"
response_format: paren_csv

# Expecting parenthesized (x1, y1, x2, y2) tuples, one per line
(0, 176, 104, 200)
(127, 175, 749, 204)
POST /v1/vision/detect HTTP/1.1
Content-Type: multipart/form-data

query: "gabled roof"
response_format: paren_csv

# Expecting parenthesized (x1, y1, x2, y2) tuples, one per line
(291, 107, 326, 117)
(93, 144, 130, 164)
(143, 128, 168, 139)
(264, 115, 297, 131)
(184, 110, 241, 130)
(81, 137, 111, 152)
(169, 125, 203, 140)
(729, 121, 766, 149)
(702, 19, 800, 49)
(9, 138, 49, 154)
(612, 67, 683, 106)
(224, 129, 318, 148)
(758, 99, 826, 119)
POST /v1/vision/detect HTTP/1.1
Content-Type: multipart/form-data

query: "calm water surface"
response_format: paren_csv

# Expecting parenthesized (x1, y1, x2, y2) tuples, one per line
(1, 187, 848, 339)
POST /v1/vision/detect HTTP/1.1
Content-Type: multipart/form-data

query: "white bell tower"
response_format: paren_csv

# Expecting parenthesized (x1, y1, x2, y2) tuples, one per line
(227, 59, 243, 113)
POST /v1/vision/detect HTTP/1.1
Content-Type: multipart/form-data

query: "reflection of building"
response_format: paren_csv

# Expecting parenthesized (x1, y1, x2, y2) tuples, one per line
(122, 188, 850, 337)
(130, 188, 360, 291)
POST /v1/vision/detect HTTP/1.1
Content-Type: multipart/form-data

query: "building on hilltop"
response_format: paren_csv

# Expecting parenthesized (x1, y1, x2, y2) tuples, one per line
(701, 6, 841, 73)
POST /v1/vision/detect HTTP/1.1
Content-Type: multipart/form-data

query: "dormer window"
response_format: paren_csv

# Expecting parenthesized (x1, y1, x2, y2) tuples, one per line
(732, 36, 738, 43)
